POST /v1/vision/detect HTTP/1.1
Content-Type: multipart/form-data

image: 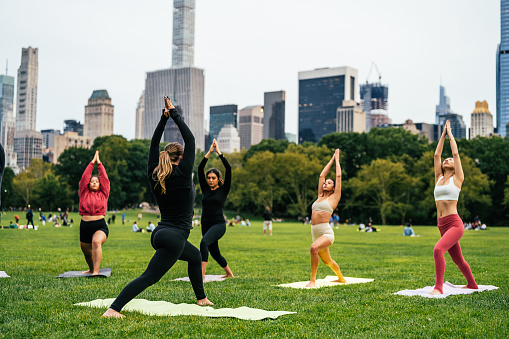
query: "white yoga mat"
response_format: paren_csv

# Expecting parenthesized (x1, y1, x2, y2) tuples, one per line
(0, 271, 10, 278)
(394, 281, 499, 298)
(278, 276, 374, 289)
(174, 275, 226, 283)
(75, 298, 295, 320)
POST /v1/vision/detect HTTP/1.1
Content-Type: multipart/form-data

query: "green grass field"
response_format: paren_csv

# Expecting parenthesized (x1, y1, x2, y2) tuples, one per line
(0, 210, 508, 338)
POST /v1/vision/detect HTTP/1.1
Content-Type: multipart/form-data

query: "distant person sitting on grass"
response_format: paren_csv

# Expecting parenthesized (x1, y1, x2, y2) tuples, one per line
(132, 221, 141, 232)
(79, 150, 111, 277)
(403, 223, 416, 236)
(147, 221, 155, 232)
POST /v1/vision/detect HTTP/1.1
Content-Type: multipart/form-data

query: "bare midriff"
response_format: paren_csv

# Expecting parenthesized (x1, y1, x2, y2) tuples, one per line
(81, 215, 105, 222)
(435, 200, 458, 219)
(311, 210, 331, 225)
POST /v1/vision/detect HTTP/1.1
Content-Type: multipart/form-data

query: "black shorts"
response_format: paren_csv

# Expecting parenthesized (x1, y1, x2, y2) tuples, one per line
(80, 218, 109, 243)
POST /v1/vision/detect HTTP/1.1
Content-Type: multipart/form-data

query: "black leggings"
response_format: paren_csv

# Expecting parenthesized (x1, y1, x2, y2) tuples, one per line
(200, 222, 227, 268)
(110, 226, 205, 312)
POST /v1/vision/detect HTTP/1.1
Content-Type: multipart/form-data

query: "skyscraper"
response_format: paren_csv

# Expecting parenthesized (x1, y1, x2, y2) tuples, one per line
(16, 47, 38, 132)
(336, 100, 366, 133)
(360, 83, 388, 131)
(209, 104, 238, 144)
(217, 124, 240, 153)
(0, 74, 18, 172)
(172, 0, 195, 67)
(497, 0, 509, 137)
(239, 105, 264, 150)
(435, 85, 466, 139)
(84, 90, 114, 142)
(470, 100, 494, 138)
(142, 0, 204, 150)
(263, 91, 286, 140)
(135, 90, 144, 139)
(144, 68, 204, 149)
(298, 67, 358, 143)
(0, 75, 14, 132)
(435, 85, 452, 124)
(64, 119, 84, 136)
(14, 129, 42, 169)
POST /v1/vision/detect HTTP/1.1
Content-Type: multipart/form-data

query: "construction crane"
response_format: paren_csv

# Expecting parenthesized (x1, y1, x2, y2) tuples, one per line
(366, 62, 382, 84)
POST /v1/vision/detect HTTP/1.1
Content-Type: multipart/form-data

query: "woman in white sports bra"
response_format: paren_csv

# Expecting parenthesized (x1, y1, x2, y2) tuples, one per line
(430, 120, 478, 295)
(305, 149, 346, 288)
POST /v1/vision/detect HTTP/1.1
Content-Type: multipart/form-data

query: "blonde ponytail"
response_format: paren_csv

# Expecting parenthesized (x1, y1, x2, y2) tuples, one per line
(153, 142, 184, 194)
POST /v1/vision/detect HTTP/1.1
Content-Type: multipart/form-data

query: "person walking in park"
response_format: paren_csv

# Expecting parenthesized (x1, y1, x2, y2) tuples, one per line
(26, 205, 34, 227)
(306, 149, 346, 288)
(430, 120, 478, 295)
(79, 150, 110, 276)
(103, 96, 212, 318)
(198, 139, 234, 281)
(262, 206, 273, 236)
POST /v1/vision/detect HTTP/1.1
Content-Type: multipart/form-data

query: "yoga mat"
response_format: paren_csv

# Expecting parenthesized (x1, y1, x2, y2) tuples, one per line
(174, 275, 226, 283)
(57, 268, 112, 278)
(394, 281, 499, 298)
(75, 298, 296, 320)
(278, 276, 374, 289)
(0, 271, 10, 278)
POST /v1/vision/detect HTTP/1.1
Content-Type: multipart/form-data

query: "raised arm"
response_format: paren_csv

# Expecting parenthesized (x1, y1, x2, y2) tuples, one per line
(446, 121, 464, 184)
(97, 162, 110, 197)
(434, 123, 447, 182)
(219, 154, 231, 195)
(147, 113, 169, 176)
(329, 149, 342, 206)
(198, 156, 209, 192)
(318, 155, 335, 197)
(79, 161, 95, 197)
(170, 108, 195, 175)
(214, 140, 231, 194)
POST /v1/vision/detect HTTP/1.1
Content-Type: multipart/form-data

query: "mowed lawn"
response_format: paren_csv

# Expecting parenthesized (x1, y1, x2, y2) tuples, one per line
(0, 210, 507, 338)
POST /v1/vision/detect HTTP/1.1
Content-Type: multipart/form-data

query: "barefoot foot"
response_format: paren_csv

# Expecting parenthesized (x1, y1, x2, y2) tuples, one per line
(102, 308, 124, 318)
(429, 289, 442, 295)
(305, 281, 316, 288)
(331, 278, 347, 283)
(81, 270, 92, 274)
(197, 298, 214, 306)
(220, 274, 234, 279)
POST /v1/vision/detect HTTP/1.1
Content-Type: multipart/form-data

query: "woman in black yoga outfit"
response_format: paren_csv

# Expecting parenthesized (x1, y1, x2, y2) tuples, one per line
(198, 139, 234, 281)
(103, 96, 213, 318)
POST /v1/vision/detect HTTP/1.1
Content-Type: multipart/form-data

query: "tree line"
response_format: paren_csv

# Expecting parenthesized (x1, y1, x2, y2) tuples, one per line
(3, 128, 509, 225)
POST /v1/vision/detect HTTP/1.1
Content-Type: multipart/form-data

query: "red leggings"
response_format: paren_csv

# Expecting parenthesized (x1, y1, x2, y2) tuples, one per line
(433, 214, 478, 293)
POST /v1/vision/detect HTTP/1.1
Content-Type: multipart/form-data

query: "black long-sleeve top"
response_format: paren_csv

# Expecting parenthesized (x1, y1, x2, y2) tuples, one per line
(198, 154, 231, 227)
(0, 143, 4, 207)
(148, 109, 195, 230)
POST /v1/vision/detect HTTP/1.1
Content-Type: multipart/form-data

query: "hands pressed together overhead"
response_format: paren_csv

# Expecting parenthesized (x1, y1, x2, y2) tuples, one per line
(92, 151, 101, 164)
(163, 96, 175, 118)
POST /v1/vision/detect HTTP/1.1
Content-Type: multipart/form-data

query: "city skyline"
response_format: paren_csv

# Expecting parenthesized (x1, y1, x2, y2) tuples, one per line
(0, 0, 499, 141)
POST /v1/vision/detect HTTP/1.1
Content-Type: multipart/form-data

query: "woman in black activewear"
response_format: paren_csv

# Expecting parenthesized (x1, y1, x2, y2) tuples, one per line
(198, 139, 234, 280)
(103, 97, 213, 318)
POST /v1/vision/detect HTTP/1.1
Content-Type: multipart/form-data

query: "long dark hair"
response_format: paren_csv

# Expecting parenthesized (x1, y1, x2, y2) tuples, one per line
(206, 168, 224, 186)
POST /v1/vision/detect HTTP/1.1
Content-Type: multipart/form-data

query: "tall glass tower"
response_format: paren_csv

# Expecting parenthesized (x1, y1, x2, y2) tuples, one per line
(298, 67, 358, 143)
(497, 0, 509, 137)
(143, 0, 204, 150)
(172, 0, 195, 67)
(209, 104, 238, 144)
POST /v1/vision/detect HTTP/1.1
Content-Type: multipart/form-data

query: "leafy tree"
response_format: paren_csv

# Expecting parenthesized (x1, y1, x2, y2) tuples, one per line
(244, 139, 290, 160)
(346, 159, 418, 225)
(12, 170, 36, 207)
(1, 167, 21, 208)
(33, 172, 70, 211)
(274, 148, 323, 217)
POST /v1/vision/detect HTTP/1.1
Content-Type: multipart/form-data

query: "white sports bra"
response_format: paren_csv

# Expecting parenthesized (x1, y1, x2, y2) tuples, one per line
(434, 176, 461, 201)
(312, 199, 334, 214)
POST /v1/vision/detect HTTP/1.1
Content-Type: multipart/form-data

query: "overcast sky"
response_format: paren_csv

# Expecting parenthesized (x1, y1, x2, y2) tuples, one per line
(1, 0, 500, 140)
